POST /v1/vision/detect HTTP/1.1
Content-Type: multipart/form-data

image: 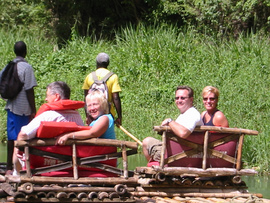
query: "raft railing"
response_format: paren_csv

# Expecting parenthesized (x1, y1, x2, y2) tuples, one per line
(15, 138, 138, 180)
(136, 126, 258, 179)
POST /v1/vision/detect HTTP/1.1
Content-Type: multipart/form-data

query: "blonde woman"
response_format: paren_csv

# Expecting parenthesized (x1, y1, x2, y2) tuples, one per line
(201, 86, 229, 127)
(56, 90, 115, 145)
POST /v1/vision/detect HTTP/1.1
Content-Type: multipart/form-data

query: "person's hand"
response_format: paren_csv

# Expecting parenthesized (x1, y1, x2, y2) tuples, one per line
(115, 117, 122, 126)
(161, 118, 169, 126)
(55, 134, 70, 145)
(29, 112, 36, 121)
(161, 118, 173, 126)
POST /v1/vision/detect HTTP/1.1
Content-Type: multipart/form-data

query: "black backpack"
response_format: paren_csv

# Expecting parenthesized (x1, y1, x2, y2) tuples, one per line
(0, 60, 24, 100)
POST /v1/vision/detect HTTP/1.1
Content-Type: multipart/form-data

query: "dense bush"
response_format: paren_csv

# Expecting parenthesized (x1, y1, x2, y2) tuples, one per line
(1, 0, 269, 44)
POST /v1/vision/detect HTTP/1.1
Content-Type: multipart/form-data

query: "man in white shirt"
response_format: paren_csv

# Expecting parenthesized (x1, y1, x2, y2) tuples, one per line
(17, 81, 84, 140)
(142, 85, 203, 162)
(13, 81, 84, 174)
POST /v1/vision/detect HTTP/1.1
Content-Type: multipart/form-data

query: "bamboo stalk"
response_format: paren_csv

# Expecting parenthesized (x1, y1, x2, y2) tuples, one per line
(20, 176, 139, 185)
(135, 167, 257, 177)
(16, 138, 138, 149)
(131, 191, 257, 198)
(122, 145, 128, 179)
(202, 131, 209, 170)
(116, 124, 142, 146)
(72, 143, 78, 180)
(24, 146, 31, 178)
(30, 186, 135, 193)
(160, 131, 166, 168)
(236, 134, 244, 170)
(153, 126, 258, 135)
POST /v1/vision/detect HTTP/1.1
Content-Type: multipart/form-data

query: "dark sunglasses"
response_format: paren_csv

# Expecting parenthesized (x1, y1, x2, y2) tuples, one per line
(203, 97, 216, 101)
(175, 96, 189, 100)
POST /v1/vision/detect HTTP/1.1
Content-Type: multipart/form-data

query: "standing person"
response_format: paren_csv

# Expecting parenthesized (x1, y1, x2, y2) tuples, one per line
(4, 41, 37, 175)
(82, 53, 122, 125)
(201, 86, 229, 127)
(142, 85, 203, 162)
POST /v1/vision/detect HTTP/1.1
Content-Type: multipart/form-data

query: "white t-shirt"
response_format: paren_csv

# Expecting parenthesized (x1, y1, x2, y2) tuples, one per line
(21, 110, 84, 139)
(175, 107, 203, 132)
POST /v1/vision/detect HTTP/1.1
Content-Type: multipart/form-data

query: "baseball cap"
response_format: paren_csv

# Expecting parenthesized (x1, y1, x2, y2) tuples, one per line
(96, 53, 110, 64)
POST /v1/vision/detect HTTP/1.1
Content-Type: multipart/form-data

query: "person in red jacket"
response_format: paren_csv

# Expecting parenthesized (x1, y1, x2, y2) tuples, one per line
(13, 81, 84, 175)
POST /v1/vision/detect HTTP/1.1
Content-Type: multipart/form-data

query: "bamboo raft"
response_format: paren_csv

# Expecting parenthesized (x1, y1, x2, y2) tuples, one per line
(0, 125, 268, 202)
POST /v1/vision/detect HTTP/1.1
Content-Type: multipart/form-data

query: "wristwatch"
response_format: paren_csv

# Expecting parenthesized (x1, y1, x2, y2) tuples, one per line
(167, 118, 173, 125)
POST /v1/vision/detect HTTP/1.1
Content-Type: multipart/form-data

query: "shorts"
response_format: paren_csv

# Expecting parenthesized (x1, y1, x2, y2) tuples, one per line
(7, 110, 30, 140)
(146, 137, 162, 162)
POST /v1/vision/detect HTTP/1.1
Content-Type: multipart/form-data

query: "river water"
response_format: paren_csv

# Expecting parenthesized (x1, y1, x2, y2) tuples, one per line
(1, 143, 269, 199)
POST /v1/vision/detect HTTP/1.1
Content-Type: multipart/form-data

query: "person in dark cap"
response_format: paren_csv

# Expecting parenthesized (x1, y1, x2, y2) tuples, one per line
(3, 41, 37, 175)
(82, 53, 122, 126)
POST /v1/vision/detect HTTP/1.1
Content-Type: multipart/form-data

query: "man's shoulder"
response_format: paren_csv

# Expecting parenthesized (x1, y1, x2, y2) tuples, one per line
(185, 106, 200, 115)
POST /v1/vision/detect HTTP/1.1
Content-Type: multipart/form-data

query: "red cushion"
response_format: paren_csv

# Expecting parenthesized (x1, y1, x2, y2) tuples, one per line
(166, 132, 237, 168)
(147, 161, 160, 167)
(37, 121, 91, 138)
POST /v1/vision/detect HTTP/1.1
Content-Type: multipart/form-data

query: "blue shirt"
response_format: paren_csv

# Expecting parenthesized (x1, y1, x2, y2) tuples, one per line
(90, 114, 115, 139)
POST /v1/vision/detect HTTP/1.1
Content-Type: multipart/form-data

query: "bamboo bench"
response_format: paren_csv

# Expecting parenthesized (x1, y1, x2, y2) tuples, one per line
(137, 126, 258, 178)
(16, 138, 138, 180)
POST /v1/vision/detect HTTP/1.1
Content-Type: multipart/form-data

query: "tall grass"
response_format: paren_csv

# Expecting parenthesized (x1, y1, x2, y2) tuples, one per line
(0, 25, 269, 172)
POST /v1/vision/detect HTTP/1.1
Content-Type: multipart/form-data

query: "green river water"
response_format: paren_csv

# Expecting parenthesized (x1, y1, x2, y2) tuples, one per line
(0, 143, 269, 199)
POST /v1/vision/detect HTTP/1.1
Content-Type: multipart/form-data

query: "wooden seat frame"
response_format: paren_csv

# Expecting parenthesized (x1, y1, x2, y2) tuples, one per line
(153, 126, 258, 170)
(16, 138, 138, 179)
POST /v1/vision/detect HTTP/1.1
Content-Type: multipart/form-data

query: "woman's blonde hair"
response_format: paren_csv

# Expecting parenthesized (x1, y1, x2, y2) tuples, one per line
(202, 86, 219, 98)
(86, 89, 109, 114)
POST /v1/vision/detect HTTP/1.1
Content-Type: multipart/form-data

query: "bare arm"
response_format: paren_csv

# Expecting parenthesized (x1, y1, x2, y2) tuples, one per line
(56, 115, 109, 145)
(112, 92, 122, 125)
(161, 118, 191, 139)
(26, 88, 36, 120)
(213, 111, 229, 127)
(17, 131, 28, 141)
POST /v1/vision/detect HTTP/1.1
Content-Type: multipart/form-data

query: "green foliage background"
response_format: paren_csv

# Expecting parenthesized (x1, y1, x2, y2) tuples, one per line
(0, 25, 269, 172)
(0, 0, 269, 172)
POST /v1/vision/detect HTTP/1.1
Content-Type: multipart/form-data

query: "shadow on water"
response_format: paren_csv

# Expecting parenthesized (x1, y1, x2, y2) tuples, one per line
(1, 144, 269, 199)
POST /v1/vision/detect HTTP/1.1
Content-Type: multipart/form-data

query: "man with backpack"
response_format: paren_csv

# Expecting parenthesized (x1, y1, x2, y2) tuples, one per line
(82, 53, 122, 125)
(3, 41, 37, 175)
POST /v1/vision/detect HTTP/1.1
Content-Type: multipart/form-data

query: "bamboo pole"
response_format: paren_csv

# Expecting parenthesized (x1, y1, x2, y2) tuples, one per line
(24, 146, 31, 178)
(116, 124, 142, 146)
(16, 138, 138, 149)
(122, 145, 128, 179)
(72, 143, 78, 180)
(19, 176, 139, 185)
(236, 134, 244, 170)
(160, 131, 166, 168)
(135, 167, 257, 177)
(131, 191, 260, 198)
(153, 126, 258, 135)
(202, 131, 209, 170)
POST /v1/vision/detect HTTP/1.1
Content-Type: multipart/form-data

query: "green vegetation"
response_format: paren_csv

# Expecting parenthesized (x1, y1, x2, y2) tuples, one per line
(0, 24, 269, 172)
(1, 1, 269, 44)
